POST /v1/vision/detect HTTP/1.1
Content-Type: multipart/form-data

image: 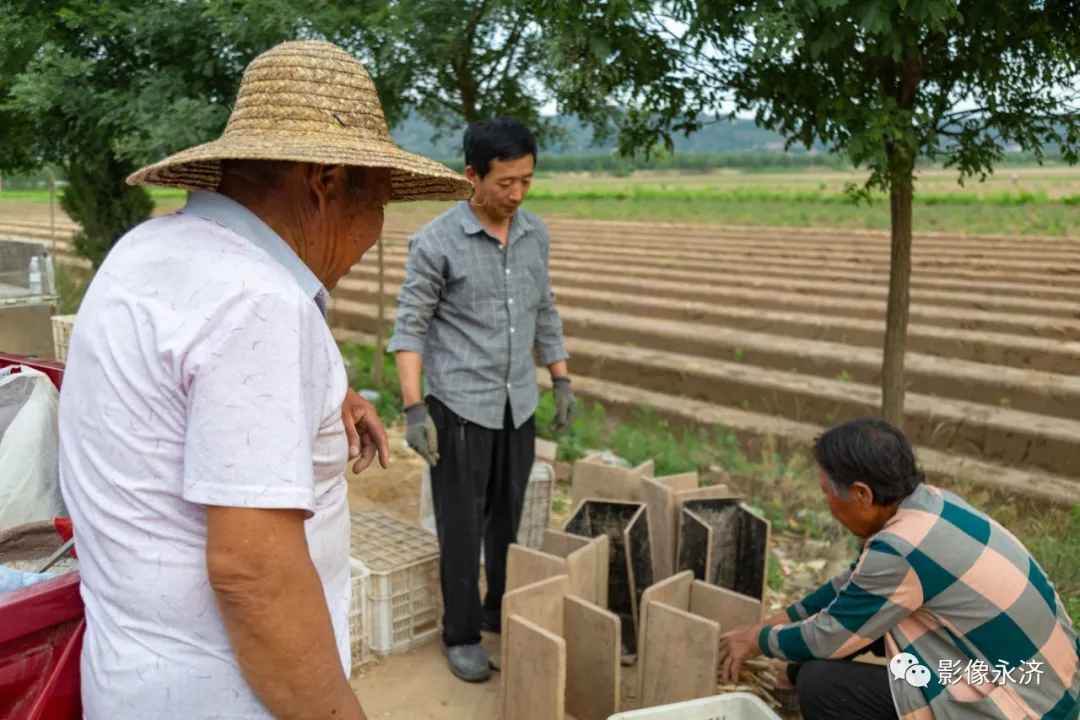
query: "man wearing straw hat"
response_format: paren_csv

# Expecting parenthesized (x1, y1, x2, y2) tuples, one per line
(57, 41, 471, 719)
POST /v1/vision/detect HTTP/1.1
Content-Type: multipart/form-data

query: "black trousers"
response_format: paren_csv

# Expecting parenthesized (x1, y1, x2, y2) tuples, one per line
(786, 637, 897, 720)
(427, 396, 535, 648)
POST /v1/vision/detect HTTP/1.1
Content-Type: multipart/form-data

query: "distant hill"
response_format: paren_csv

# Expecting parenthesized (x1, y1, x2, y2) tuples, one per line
(389, 112, 823, 159)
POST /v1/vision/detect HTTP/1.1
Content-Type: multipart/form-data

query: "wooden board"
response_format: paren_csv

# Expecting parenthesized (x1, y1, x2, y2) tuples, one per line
(635, 571, 694, 699)
(672, 486, 733, 542)
(536, 437, 558, 462)
(570, 460, 644, 510)
(640, 478, 676, 580)
(676, 508, 714, 583)
(564, 596, 621, 720)
(501, 575, 570, 685)
(595, 535, 611, 609)
(699, 470, 731, 487)
(542, 529, 591, 558)
(655, 472, 699, 491)
(623, 504, 654, 659)
(507, 544, 567, 594)
(639, 570, 693, 623)
(566, 500, 646, 659)
(689, 579, 763, 630)
(684, 499, 771, 602)
(503, 615, 566, 720)
(674, 485, 733, 504)
(565, 535, 609, 607)
(638, 601, 721, 709)
(542, 530, 608, 605)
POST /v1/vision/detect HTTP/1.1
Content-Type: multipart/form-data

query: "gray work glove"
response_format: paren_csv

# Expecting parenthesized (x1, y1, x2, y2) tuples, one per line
(404, 402, 439, 466)
(550, 376, 577, 435)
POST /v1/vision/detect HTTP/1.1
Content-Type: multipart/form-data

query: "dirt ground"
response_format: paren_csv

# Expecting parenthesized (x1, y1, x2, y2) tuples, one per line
(345, 423, 428, 524)
(350, 642, 503, 719)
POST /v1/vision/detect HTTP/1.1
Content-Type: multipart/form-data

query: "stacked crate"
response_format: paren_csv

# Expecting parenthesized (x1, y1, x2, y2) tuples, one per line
(350, 510, 440, 657)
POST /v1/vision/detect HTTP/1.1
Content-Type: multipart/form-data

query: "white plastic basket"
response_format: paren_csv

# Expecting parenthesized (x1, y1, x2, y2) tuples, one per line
(608, 693, 782, 719)
(51, 314, 75, 363)
(350, 511, 440, 657)
(517, 460, 555, 548)
(418, 459, 554, 551)
(348, 558, 372, 670)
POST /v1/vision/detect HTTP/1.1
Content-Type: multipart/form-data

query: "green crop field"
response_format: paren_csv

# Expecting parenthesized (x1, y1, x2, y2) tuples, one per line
(4, 164, 1080, 235)
(517, 166, 1080, 235)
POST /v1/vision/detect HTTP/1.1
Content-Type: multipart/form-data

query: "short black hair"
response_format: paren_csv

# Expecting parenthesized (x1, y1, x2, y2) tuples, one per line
(812, 418, 924, 506)
(463, 116, 538, 178)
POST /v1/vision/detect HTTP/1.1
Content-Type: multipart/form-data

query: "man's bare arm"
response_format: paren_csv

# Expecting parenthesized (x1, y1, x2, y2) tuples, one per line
(206, 506, 365, 720)
(395, 350, 424, 406)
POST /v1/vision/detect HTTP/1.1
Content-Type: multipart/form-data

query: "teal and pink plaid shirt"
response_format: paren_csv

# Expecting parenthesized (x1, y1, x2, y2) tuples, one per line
(759, 484, 1079, 719)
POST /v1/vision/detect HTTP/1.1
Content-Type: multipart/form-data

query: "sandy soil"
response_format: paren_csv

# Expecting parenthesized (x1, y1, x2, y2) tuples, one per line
(345, 422, 427, 524)
(351, 641, 503, 720)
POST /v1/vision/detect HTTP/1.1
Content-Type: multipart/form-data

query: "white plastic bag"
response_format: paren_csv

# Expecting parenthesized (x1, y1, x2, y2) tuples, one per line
(0, 367, 64, 532)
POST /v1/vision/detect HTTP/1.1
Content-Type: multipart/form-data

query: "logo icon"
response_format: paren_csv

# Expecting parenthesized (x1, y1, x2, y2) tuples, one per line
(906, 664, 932, 688)
(890, 652, 932, 688)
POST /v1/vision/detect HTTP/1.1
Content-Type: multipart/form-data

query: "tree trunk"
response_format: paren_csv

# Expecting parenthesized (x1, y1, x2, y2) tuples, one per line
(47, 167, 56, 250)
(373, 236, 385, 388)
(880, 160, 915, 428)
(61, 150, 153, 269)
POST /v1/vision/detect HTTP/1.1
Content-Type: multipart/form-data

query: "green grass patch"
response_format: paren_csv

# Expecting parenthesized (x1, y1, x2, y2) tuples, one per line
(8, 170, 1080, 236)
(53, 263, 93, 315)
(522, 197, 1080, 236)
(338, 343, 405, 425)
(0, 187, 187, 206)
(767, 551, 785, 591)
(528, 185, 1078, 206)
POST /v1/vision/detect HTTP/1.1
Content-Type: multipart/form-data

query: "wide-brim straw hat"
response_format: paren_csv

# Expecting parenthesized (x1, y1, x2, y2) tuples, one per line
(126, 41, 472, 203)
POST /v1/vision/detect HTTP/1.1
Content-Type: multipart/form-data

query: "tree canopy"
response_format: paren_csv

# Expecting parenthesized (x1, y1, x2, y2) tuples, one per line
(363, 0, 565, 146)
(0, 0, 321, 266)
(542, 0, 1080, 424)
(0, 0, 566, 266)
(4, 0, 1079, 424)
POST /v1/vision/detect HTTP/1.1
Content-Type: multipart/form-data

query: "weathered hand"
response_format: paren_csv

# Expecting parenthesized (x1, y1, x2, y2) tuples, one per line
(404, 402, 439, 467)
(718, 624, 765, 685)
(342, 387, 390, 474)
(550, 375, 577, 435)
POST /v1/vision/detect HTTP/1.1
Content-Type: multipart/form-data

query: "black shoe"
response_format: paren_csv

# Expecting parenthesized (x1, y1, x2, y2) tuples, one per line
(481, 615, 500, 634)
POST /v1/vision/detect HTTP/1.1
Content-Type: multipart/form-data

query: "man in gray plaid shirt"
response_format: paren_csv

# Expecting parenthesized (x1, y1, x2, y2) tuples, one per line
(387, 116, 576, 683)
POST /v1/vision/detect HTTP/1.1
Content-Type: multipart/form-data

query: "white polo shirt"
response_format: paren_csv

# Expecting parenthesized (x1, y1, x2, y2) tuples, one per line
(58, 191, 351, 719)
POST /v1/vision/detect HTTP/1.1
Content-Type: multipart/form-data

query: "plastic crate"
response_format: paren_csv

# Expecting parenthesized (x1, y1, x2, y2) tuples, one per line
(418, 459, 555, 551)
(348, 558, 372, 670)
(51, 314, 75, 363)
(608, 693, 782, 719)
(350, 511, 440, 656)
(517, 460, 555, 549)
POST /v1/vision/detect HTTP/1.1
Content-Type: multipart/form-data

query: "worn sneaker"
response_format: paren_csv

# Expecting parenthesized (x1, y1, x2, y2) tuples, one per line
(442, 641, 492, 683)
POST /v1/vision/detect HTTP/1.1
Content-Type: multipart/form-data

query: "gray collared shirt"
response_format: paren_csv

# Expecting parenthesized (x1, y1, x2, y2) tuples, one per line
(387, 201, 569, 430)
(177, 190, 329, 316)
